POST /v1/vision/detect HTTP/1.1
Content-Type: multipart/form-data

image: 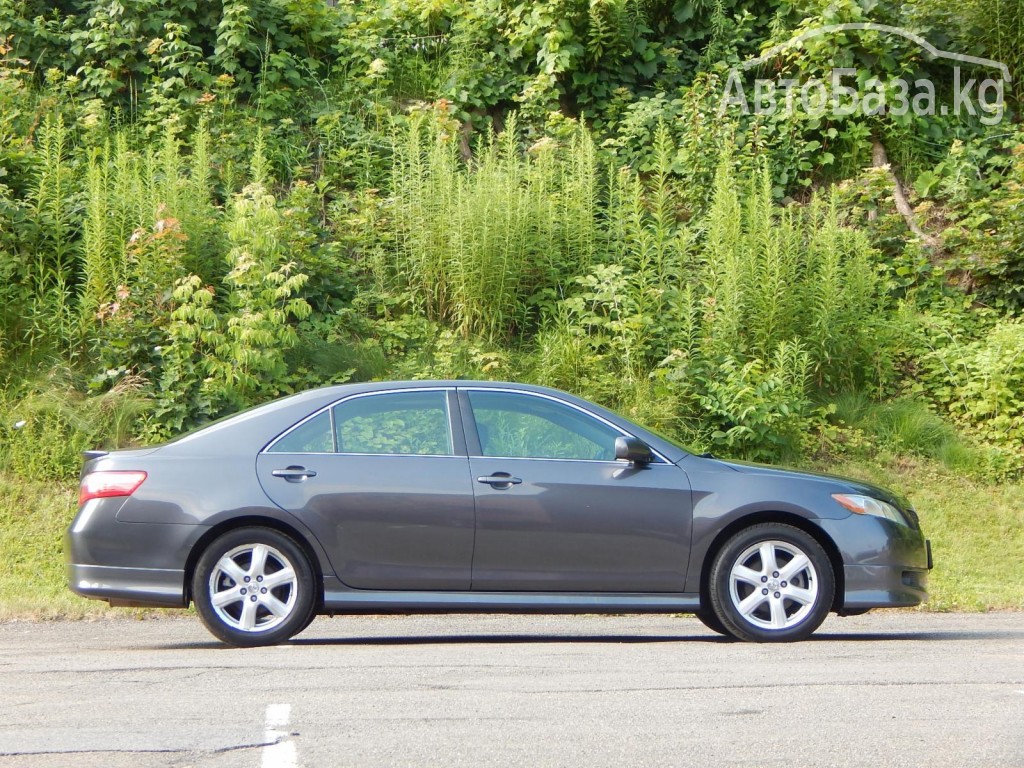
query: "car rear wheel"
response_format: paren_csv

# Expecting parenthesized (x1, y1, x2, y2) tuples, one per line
(708, 523, 834, 643)
(193, 527, 316, 647)
(694, 609, 734, 638)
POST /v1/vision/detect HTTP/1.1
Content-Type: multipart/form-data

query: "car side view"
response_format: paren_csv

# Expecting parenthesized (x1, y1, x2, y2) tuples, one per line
(66, 381, 932, 646)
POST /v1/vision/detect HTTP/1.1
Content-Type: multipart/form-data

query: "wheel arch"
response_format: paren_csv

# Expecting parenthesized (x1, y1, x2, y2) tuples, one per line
(184, 515, 324, 612)
(698, 511, 846, 612)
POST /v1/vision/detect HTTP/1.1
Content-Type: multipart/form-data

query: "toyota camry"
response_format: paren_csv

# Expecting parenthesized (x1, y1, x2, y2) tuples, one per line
(66, 381, 932, 646)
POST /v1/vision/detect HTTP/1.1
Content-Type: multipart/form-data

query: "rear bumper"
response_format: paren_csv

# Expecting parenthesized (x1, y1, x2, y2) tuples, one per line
(842, 563, 929, 610)
(65, 497, 197, 608)
(67, 563, 187, 608)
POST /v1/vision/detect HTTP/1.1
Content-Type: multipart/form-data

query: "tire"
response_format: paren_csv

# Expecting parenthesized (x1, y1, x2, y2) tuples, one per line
(708, 523, 834, 643)
(297, 608, 318, 635)
(695, 609, 734, 638)
(193, 527, 316, 647)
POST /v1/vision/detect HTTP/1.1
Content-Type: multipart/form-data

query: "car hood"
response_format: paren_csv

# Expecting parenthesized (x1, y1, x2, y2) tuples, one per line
(713, 459, 912, 511)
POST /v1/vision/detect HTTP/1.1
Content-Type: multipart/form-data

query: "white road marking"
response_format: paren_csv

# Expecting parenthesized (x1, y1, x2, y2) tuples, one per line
(262, 703, 297, 768)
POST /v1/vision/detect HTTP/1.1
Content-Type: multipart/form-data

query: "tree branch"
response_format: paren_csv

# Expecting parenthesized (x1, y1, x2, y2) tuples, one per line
(871, 137, 940, 251)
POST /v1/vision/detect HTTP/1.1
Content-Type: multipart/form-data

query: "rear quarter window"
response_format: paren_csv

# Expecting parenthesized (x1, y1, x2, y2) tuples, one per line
(268, 411, 334, 453)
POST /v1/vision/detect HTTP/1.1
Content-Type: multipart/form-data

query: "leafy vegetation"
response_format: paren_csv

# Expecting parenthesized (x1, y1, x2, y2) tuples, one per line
(0, 0, 1022, 614)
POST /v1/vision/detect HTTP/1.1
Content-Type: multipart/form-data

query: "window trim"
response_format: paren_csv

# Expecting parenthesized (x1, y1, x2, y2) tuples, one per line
(459, 387, 670, 464)
(263, 387, 460, 457)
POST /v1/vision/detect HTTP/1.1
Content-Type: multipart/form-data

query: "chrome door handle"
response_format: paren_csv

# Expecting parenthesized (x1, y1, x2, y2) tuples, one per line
(476, 473, 522, 488)
(272, 467, 318, 482)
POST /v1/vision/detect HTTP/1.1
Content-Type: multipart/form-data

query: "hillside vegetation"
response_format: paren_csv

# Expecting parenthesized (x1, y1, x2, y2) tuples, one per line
(0, 0, 1021, 613)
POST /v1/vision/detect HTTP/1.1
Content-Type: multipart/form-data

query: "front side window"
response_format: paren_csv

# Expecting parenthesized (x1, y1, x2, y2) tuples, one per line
(334, 390, 452, 456)
(468, 391, 622, 461)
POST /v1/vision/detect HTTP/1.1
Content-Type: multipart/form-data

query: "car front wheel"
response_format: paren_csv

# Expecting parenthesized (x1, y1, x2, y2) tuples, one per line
(708, 523, 834, 643)
(193, 527, 316, 647)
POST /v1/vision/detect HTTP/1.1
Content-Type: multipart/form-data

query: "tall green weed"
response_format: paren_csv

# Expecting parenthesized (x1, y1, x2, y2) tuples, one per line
(383, 109, 599, 341)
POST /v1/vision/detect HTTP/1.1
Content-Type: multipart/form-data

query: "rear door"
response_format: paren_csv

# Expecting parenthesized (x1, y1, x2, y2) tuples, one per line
(461, 388, 692, 592)
(256, 388, 475, 590)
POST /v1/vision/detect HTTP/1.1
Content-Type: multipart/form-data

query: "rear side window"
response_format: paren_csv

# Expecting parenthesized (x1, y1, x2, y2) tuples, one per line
(334, 391, 452, 456)
(269, 411, 334, 453)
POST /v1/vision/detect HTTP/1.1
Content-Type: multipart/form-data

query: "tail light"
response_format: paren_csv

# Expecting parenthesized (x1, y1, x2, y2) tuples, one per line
(79, 471, 148, 506)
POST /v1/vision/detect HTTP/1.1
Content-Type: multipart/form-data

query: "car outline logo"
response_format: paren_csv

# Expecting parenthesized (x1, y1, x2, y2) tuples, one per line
(739, 22, 1011, 82)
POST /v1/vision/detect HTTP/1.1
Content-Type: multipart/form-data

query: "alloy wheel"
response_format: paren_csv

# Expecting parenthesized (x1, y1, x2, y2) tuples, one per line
(208, 543, 298, 632)
(728, 539, 818, 631)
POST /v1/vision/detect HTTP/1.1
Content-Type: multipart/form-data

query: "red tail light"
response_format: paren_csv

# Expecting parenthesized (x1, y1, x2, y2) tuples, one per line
(79, 471, 148, 506)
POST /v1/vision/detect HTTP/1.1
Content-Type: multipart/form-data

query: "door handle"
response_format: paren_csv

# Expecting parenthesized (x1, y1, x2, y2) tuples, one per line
(272, 466, 318, 482)
(476, 473, 522, 488)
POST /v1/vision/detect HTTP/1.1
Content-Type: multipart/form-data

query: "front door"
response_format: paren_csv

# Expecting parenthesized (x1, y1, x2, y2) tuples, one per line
(462, 389, 692, 592)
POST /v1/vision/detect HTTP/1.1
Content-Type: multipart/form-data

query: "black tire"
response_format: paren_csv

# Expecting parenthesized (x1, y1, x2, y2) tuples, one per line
(297, 608, 318, 635)
(695, 609, 734, 638)
(193, 527, 316, 647)
(708, 523, 834, 643)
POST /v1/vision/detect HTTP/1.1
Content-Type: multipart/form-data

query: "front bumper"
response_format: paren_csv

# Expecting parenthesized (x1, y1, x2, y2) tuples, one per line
(841, 562, 929, 610)
(817, 510, 932, 609)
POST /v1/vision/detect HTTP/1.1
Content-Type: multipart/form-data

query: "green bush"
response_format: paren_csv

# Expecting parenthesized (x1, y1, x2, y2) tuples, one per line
(512, 149, 895, 462)
(946, 319, 1024, 457)
(0, 0, 1021, 480)
(942, 140, 1024, 313)
(678, 341, 818, 463)
(699, 156, 885, 392)
(153, 182, 312, 435)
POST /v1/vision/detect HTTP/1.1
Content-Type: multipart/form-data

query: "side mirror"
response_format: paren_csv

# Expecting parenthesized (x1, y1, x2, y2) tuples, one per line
(615, 436, 653, 465)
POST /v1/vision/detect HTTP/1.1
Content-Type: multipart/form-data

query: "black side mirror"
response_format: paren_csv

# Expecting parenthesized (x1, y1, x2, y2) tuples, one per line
(615, 436, 653, 465)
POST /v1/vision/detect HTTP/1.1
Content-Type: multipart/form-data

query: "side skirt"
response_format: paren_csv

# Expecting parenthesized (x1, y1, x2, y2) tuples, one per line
(322, 590, 702, 615)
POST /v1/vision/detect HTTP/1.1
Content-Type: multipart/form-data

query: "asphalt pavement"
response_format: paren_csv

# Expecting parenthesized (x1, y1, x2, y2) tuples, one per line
(0, 612, 1022, 767)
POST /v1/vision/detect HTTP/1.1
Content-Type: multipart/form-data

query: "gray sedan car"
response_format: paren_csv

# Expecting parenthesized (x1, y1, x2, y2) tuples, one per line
(66, 381, 931, 646)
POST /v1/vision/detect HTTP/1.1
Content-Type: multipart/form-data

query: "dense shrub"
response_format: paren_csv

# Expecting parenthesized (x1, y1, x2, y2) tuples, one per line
(0, 0, 1020, 478)
(944, 320, 1024, 459)
(520, 145, 893, 459)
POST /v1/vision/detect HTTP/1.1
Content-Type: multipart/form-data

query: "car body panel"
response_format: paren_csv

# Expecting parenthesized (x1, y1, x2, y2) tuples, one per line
(840, 564, 929, 609)
(67, 563, 186, 608)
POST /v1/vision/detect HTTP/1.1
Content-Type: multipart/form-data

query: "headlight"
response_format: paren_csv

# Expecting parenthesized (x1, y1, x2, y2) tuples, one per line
(832, 493, 906, 525)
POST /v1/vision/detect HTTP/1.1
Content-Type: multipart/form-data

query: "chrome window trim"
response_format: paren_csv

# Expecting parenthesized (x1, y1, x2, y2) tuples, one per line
(461, 455, 676, 466)
(259, 451, 465, 459)
(263, 387, 457, 457)
(461, 387, 671, 464)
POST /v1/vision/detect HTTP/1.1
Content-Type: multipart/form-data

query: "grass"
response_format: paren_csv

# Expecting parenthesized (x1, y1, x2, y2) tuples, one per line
(831, 392, 985, 474)
(0, 458, 1020, 618)
(0, 474, 114, 619)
